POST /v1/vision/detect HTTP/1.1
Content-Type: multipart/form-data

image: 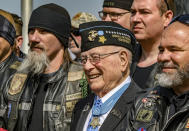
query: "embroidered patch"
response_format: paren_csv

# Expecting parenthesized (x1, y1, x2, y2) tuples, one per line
(88, 30, 98, 41)
(8, 73, 27, 95)
(66, 100, 79, 112)
(136, 109, 154, 122)
(110, 109, 121, 119)
(98, 36, 106, 43)
(66, 92, 82, 101)
(66, 100, 79, 118)
(112, 34, 131, 44)
(143, 98, 154, 108)
(68, 71, 84, 81)
(185, 119, 189, 128)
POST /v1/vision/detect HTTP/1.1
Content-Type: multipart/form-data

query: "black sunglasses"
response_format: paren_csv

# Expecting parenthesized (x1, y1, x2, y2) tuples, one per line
(71, 28, 80, 36)
(169, 14, 189, 25)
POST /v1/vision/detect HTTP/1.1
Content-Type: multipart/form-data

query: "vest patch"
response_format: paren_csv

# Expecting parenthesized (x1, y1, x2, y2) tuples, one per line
(136, 109, 154, 122)
(66, 92, 82, 101)
(43, 104, 61, 112)
(19, 102, 31, 110)
(68, 71, 83, 81)
(8, 73, 27, 95)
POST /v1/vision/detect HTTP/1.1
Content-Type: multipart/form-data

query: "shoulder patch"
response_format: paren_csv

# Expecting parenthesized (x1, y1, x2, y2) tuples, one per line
(9, 61, 21, 70)
(8, 73, 27, 95)
(136, 109, 154, 122)
(68, 71, 84, 81)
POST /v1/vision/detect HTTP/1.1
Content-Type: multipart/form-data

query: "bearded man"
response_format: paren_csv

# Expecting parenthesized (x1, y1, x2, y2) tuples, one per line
(125, 14, 189, 131)
(0, 3, 88, 131)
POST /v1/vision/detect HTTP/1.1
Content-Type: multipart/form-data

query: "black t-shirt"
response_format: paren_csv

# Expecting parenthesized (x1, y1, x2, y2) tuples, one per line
(28, 72, 57, 131)
(133, 64, 156, 89)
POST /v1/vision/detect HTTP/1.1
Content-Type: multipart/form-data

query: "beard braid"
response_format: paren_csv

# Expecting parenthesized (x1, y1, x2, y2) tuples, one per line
(17, 50, 50, 75)
(156, 62, 189, 88)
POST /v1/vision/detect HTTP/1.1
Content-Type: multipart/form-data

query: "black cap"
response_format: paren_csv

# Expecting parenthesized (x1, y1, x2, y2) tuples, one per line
(79, 21, 136, 54)
(169, 14, 189, 25)
(0, 15, 16, 46)
(28, 3, 71, 48)
(103, 0, 133, 10)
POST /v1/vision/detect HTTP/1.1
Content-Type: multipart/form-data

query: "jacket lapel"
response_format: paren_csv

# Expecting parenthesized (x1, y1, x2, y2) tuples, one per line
(75, 95, 94, 131)
(100, 81, 139, 131)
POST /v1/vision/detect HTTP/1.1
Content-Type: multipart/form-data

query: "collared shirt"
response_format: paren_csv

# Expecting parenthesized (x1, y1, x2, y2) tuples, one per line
(83, 76, 131, 131)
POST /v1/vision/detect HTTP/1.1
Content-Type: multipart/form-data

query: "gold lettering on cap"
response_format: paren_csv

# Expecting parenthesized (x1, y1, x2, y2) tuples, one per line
(112, 34, 131, 44)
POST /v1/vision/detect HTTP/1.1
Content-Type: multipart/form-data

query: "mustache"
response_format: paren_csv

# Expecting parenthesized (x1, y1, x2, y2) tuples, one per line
(29, 42, 45, 50)
(158, 62, 179, 71)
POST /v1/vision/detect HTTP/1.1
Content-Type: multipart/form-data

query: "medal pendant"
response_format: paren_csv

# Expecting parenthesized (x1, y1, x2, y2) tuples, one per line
(90, 117, 100, 129)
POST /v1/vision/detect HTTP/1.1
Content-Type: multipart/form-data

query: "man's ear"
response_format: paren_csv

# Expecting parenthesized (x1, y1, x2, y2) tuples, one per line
(119, 50, 129, 72)
(163, 10, 174, 28)
(16, 36, 23, 49)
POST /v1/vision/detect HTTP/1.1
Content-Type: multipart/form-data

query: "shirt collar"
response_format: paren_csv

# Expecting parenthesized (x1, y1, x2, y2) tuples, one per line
(96, 76, 131, 103)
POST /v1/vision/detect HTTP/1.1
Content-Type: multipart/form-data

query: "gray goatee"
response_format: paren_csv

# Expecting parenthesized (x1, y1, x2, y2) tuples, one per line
(156, 62, 189, 88)
(17, 50, 49, 75)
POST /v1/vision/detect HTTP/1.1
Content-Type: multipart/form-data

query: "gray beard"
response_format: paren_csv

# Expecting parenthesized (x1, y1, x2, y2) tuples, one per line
(17, 50, 49, 75)
(156, 63, 189, 88)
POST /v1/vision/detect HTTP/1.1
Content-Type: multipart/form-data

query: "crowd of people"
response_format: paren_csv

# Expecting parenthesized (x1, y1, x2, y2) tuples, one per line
(0, 0, 188, 131)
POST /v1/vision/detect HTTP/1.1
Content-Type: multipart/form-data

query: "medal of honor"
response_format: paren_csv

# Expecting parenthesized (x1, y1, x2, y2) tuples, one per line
(90, 117, 100, 129)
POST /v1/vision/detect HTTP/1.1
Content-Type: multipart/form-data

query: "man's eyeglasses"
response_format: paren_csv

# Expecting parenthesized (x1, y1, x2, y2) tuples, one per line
(169, 14, 189, 25)
(98, 11, 130, 21)
(71, 28, 80, 36)
(80, 51, 120, 65)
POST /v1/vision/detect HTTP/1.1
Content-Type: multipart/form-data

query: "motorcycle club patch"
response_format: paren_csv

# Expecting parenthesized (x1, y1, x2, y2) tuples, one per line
(185, 119, 189, 128)
(8, 73, 27, 95)
(136, 109, 154, 122)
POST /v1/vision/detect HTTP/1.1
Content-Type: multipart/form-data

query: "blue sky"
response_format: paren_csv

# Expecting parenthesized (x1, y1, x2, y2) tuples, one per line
(0, 0, 103, 19)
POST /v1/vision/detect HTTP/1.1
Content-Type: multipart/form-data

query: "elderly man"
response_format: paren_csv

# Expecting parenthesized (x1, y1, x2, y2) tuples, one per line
(0, 3, 87, 131)
(99, 0, 133, 29)
(71, 21, 144, 131)
(126, 14, 189, 131)
(130, 0, 174, 89)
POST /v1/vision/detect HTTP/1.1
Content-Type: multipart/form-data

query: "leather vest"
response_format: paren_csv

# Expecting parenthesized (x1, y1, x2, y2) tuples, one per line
(4, 62, 88, 131)
(126, 86, 189, 131)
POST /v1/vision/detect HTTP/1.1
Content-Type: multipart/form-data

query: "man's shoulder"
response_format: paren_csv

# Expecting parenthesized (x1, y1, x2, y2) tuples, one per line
(125, 79, 147, 96)
(8, 53, 22, 70)
(74, 93, 94, 111)
(132, 86, 165, 109)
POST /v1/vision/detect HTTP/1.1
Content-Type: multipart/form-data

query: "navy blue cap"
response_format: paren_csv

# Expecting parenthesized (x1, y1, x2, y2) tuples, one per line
(169, 14, 189, 25)
(79, 21, 137, 54)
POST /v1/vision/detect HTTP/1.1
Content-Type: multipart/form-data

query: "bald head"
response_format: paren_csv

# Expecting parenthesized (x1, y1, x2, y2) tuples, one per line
(162, 22, 189, 46)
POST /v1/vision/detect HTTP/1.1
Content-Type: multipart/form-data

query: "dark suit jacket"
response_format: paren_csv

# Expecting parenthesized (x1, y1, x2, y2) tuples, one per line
(70, 79, 145, 131)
